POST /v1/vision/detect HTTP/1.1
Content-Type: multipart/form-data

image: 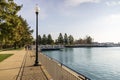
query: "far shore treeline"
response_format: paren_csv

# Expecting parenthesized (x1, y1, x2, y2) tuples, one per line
(0, 0, 33, 49)
(33, 33, 93, 45)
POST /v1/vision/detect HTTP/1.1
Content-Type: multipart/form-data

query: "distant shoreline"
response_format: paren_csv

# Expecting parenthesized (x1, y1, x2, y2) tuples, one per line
(65, 43, 120, 48)
(37, 43, 120, 51)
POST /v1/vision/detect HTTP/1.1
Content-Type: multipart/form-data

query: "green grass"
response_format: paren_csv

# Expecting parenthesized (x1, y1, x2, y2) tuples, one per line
(0, 54, 13, 62)
(0, 47, 24, 52)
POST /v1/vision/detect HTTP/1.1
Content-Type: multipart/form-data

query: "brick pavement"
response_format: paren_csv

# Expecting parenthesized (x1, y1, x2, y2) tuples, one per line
(20, 50, 48, 80)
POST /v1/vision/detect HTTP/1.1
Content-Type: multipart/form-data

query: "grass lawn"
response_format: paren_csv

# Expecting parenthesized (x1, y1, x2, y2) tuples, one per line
(0, 48, 24, 52)
(0, 54, 13, 62)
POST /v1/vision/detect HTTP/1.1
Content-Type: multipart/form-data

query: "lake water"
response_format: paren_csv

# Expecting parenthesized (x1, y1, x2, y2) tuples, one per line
(42, 47, 120, 80)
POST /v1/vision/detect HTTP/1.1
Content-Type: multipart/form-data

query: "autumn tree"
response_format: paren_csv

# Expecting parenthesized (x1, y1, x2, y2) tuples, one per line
(0, 0, 33, 49)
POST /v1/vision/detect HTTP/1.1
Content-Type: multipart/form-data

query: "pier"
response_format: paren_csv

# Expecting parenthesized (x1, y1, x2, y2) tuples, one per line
(39, 45, 64, 51)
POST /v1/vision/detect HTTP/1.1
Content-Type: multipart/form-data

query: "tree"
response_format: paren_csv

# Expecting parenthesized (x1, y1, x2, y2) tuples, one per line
(13, 16, 33, 48)
(0, 0, 33, 49)
(85, 36, 93, 44)
(55, 39, 58, 44)
(38, 35, 42, 45)
(0, 0, 22, 48)
(58, 33, 64, 44)
(42, 34, 47, 45)
(79, 38, 83, 44)
(47, 34, 54, 44)
(64, 33, 68, 45)
(68, 35, 74, 45)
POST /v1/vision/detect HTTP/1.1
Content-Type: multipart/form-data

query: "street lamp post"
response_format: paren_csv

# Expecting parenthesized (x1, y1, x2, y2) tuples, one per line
(34, 5, 40, 66)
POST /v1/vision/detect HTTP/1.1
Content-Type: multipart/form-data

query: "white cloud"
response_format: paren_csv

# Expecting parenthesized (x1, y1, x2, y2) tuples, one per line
(104, 14, 120, 25)
(106, 1, 120, 6)
(64, 0, 100, 7)
(97, 14, 120, 42)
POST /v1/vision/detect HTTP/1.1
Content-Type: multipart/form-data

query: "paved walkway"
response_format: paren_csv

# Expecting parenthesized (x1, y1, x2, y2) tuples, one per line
(0, 49, 48, 80)
(0, 50, 26, 80)
(20, 50, 48, 80)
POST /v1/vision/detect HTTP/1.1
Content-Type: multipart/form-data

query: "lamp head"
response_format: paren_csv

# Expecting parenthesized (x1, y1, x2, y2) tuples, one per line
(35, 4, 40, 13)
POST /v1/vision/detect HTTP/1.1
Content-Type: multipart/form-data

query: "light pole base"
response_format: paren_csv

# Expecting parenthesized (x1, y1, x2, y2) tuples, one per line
(34, 62, 41, 66)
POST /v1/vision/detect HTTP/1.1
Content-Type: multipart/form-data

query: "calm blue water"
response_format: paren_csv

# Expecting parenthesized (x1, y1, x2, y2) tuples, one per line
(42, 47, 120, 80)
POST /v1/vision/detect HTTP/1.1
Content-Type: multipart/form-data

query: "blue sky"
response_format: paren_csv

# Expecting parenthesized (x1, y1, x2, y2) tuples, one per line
(14, 0, 120, 43)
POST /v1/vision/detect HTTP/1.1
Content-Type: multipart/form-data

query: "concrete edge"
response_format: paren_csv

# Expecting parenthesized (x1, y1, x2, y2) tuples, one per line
(16, 51, 27, 80)
(41, 65, 53, 80)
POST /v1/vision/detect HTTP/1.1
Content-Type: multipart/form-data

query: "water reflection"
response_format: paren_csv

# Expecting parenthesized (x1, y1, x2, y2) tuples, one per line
(84, 48, 92, 60)
(43, 48, 74, 64)
(56, 48, 74, 64)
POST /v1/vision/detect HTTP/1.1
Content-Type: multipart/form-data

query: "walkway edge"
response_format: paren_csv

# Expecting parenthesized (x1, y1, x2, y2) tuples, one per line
(41, 65, 53, 80)
(16, 51, 27, 80)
